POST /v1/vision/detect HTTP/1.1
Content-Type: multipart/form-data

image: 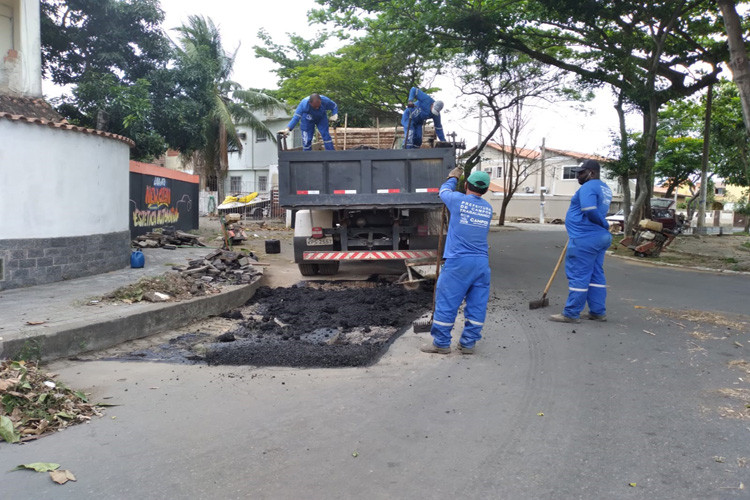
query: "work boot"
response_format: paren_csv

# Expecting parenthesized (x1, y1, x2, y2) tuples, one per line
(549, 314, 581, 324)
(457, 344, 475, 355)
(420, 343, 451, 354)
(587, 313, 607, 322)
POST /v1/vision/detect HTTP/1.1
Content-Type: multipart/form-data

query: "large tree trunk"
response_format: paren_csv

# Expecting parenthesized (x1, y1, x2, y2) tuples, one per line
(718, 0, 750, 136)
(627, 99, 659, 231)
(615, 92, 633, 233)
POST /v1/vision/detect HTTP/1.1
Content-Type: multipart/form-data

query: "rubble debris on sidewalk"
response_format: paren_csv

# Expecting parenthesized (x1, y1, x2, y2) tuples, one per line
(104, 249, 262, 304)
(0, 360, 103, 444)
(132, 227, 206, 249)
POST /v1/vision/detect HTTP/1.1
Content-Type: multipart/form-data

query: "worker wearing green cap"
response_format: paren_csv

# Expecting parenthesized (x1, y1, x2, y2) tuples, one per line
(421, 167, 493, 355)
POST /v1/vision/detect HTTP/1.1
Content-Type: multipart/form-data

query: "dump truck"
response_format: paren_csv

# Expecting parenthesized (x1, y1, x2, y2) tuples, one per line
(277, 135, 457, 276)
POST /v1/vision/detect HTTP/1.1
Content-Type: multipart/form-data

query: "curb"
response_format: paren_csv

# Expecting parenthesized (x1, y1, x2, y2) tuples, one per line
(607, 251, 750, 276)
(0, 279, 262, 362)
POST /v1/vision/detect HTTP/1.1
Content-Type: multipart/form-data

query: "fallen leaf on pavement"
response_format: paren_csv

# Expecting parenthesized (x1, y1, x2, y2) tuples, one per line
(13, 462, 60, 472)
(25, 321, 46, 325)
(537, 412, 544, 416)
(629, 483, 637, 487)
(0, 415, 21, 443)
(49, 469, 76, 484)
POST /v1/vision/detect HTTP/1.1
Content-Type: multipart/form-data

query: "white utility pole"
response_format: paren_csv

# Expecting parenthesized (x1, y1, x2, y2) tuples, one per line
(539, 138, 546, 224)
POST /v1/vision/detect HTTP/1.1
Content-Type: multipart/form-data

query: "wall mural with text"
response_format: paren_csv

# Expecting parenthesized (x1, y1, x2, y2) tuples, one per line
(129, 172, 198, 238)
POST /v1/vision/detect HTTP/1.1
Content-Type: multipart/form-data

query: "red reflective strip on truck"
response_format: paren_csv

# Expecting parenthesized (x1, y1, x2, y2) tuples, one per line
(376, 189, 401, 194)
(303, 250, 437, 261)
(333, 189, 357, 194)
(296, 190, 320, 195)
(415, 188, 439, 193)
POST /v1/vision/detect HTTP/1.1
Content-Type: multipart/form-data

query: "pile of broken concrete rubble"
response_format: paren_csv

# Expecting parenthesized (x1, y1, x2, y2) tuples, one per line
(174, 248, 262, 288)
(133, 228, 206, 249)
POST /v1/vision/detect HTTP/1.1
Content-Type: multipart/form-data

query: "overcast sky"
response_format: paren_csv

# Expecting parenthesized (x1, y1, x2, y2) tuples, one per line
(48, 0, 641, 157)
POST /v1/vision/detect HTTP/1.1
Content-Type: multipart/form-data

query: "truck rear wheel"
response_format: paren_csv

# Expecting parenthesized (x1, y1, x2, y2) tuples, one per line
(298, 263, 319, 276)
(317, 262, 340, 275)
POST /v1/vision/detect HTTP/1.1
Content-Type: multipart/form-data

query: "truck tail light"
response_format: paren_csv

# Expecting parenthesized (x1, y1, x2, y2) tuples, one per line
(417, 225, 428, 237)
(311, 227, 324, 239)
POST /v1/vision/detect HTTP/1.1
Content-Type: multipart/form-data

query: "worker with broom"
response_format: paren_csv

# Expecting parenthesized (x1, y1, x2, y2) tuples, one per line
(421, 167, 492, 355)
(402, 87, 446, 149)
(279, 93, 338, 151)
(550, 159, 613, 323)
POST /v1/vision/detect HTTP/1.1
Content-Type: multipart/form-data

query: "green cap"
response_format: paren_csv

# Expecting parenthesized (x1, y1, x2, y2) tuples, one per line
(467, 170, 490, 189)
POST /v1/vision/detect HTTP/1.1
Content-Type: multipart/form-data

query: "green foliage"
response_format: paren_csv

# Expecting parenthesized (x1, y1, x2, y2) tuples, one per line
(255, 29, 435, 126)
(41, 0, 170, 85)
(169, 16, 282, 198)
(59, 73, 166, 160)
(709, 81, 750, 187)
(655, 136, 703, 196)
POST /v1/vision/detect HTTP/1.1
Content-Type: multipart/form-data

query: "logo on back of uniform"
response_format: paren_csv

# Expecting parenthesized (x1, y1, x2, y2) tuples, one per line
(601, 184, 613, 208)
(459, 200, 492, 228)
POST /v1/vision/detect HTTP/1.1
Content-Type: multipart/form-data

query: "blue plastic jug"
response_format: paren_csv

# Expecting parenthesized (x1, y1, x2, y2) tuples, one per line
(130, 249, 145, 268)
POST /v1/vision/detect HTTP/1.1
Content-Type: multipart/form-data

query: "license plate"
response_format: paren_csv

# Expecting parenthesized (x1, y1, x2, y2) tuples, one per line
(306, 237, 333, 246)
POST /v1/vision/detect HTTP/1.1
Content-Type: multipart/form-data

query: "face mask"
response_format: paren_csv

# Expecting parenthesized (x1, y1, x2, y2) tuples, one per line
(577, 171, 591, 185)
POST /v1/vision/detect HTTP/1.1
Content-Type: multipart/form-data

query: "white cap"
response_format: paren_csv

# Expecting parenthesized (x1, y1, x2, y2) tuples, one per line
(432, 100, 444, 114)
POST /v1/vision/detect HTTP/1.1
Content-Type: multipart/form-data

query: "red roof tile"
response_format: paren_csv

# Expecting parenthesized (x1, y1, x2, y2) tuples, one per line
(0, 111, 135, 147)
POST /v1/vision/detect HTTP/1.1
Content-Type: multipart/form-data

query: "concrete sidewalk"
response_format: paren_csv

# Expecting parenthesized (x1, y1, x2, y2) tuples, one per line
(0, 246, 262, 362)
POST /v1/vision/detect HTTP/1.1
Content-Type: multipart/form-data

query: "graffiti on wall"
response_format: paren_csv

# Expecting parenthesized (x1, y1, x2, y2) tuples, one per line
(129, 173, 199, 237)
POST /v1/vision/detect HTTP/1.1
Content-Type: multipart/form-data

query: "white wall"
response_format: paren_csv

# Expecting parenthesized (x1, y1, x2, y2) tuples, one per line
(0, 120, 131, 238)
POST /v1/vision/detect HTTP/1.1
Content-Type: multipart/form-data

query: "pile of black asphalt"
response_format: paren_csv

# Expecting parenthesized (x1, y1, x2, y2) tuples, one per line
(205, 280, 432, 367)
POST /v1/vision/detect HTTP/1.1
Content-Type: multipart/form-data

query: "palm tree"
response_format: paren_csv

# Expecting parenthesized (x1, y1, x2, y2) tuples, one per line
(173, 16, 283, 201)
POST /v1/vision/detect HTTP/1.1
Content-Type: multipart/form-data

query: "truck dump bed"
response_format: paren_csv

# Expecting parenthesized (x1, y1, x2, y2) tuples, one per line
(278, 147, 455, 209)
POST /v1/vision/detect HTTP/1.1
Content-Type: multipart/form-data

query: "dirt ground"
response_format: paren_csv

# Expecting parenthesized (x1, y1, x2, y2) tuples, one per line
(613, 232, 750, 272)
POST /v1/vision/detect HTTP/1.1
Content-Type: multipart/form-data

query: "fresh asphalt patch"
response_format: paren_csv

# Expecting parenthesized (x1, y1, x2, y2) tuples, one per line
(108, 278, 433, 368)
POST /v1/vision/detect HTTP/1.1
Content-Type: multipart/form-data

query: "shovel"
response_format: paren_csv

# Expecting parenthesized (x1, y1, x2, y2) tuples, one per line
(529, 241, 567, 309)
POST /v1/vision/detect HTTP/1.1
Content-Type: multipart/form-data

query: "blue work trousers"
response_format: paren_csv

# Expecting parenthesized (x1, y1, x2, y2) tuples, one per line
(430, 256, 491, 348)
(404, 121, 424, 149)
(301, 118, 334, 151)
(563, 233, 612, 318)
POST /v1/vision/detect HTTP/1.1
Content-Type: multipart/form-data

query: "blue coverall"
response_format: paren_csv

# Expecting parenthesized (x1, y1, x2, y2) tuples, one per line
(287, 95, 338, 151)
(402, 87, 446, 149)
(430, 177, 493, 349)
(563, 179, 613, 319)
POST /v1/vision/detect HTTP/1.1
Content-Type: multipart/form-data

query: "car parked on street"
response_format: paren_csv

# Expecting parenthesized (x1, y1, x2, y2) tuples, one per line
(606, 199, 686, 233)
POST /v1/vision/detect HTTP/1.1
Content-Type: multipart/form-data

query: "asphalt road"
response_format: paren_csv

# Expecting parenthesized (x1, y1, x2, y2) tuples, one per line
(2, 230, 749, 499)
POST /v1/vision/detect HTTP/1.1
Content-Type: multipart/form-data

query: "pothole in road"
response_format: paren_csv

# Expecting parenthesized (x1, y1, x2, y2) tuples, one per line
(108, 278, 433, 368)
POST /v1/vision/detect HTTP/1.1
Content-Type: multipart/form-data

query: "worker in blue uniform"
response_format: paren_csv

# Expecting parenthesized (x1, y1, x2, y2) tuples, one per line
(279, 93, 338, 151)
(421, 168, 493, 355)
(550, 159, 613, 323)
(402, 87, 446, 149)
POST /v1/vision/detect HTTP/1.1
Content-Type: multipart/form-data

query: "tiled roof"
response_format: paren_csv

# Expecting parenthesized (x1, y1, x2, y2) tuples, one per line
(463, 141, 541, 160)
(0, 111, 135, 147)
(544, 147, 612, 163)
(0, 94, 63, 122)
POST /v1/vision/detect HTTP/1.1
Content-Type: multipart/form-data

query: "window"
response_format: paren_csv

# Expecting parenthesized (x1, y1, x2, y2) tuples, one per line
(230, 176, 242, 193)
(255, 132, 267, 142)
(563, 166, 578, 180)
(715, 187, 725, 195)
(206, 175, 218, 191)
(258, 175, 268, 192)
(495, 167, 503, 178)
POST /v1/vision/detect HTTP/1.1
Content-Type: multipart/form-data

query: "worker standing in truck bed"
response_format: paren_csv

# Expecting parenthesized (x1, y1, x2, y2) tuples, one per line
(402, 87, 446, 149)
(421, 168, 492, 355)
(280, 93, 338, 151)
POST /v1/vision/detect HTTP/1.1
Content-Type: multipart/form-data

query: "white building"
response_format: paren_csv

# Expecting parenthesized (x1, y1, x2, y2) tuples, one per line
(463, 142, 625, 220)
(0, 0, 132, 290)
(227, 110, 295, 196)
